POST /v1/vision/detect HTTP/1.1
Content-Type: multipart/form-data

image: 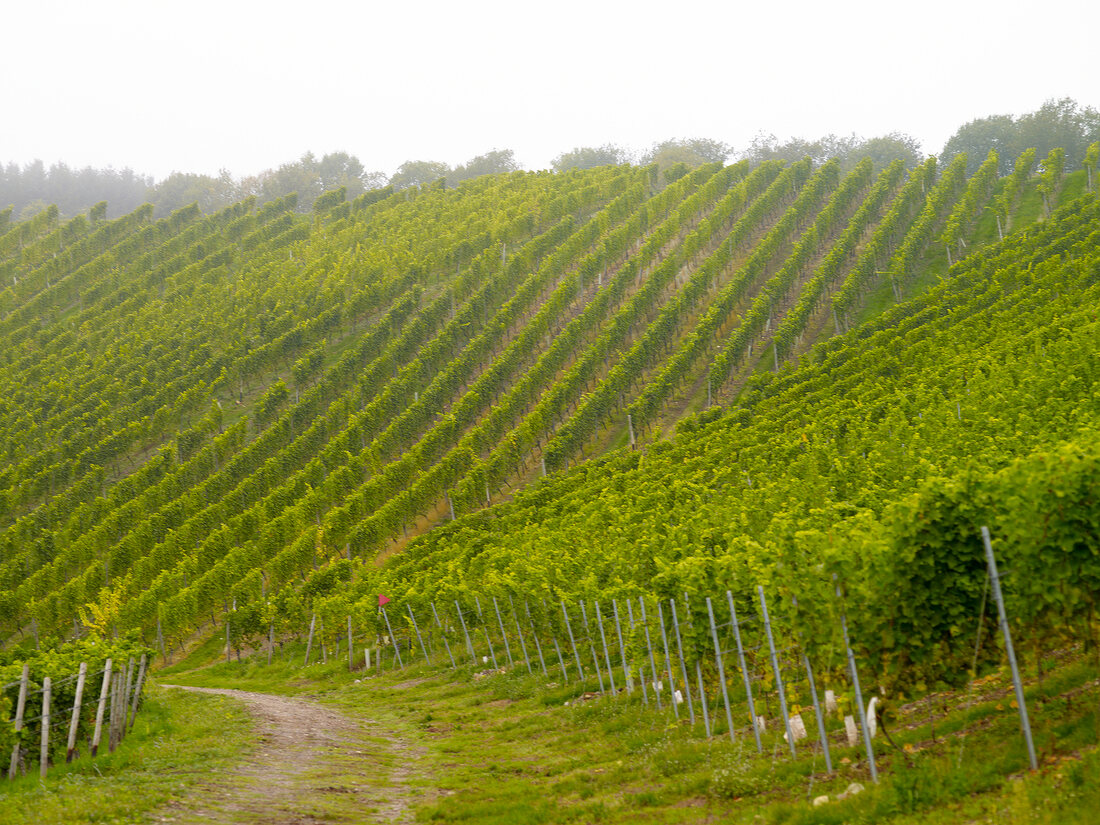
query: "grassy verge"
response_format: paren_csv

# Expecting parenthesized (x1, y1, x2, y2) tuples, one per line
(160, 633, 1100, 824)
(0, 685, 253, 824)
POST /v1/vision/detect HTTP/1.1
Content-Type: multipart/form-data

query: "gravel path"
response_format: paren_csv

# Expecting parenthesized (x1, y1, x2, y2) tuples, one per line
(155, 685, 422, 824)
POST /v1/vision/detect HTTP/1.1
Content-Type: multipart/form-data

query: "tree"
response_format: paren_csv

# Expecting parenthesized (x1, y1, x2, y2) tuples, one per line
(447, 149, 520, 186)
(940, 115, 1019, 176)
(551, 144, 630, 171)
(642, 137, 732, 171)
(851, 133, 924, 170)
(389, 160, 450, 190)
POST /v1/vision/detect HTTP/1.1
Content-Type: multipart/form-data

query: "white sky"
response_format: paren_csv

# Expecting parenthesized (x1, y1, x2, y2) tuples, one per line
(4, 0, 1097, 181)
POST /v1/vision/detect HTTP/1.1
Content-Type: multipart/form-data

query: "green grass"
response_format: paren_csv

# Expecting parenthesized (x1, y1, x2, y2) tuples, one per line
(0, 685, 253, 824)
(154, 631, 1100, 825)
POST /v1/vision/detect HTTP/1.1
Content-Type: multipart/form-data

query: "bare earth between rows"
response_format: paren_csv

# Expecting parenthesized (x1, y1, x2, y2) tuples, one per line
(156, 685, 423, 825)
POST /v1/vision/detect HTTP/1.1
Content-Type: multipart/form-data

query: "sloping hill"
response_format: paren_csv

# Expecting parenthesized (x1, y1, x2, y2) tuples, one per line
(0, 147, 1093, 661)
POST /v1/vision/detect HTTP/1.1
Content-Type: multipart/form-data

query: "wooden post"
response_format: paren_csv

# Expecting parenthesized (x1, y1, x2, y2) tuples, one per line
(40, 676, 52, 779)
(122, 657, 136, 735)
(129, 654, 147, 731)
(66, 662, 88, 762)
(108, 672, 120, 753)
(8, 663, 29, 778)
(91, 658, 112, 757)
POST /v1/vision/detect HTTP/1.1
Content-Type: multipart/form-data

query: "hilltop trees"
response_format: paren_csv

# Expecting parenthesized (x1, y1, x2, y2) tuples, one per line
(551, 144, 629, 171)
(743, 132, 923, 170)
(941, 97, 1100, 175)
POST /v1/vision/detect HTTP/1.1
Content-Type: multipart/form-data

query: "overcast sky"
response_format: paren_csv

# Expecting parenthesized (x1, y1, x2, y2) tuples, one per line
(4, 0, 1097, 181)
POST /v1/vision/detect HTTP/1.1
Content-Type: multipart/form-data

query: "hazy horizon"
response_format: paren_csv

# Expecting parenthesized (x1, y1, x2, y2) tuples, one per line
(5, 0, 1099, 181)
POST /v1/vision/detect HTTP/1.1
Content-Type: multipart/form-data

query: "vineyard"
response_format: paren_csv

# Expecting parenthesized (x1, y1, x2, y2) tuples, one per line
(2, 142, 1100, 816)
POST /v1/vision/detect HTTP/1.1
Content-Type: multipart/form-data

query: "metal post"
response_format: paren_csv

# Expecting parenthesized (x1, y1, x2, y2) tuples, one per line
(579, 600, 606, 693)
(612, 600, 631, 694)
(91, 658, 111, 758)
(835, 575, 877, 783)
(268, 621, 275, 666)
(657, 601, 679, 718)
(454, 600, 475, 661)
(639, 597, 662, 709)
(550, 634, 569, 681)
(381, 607, 404, 668)
(707, 597, 735, 741)
(507, 595, 534, 675)
(491, 597, 514, 667)
(802, 649, 832, 773)
(348, 615, 354, 671)
(304, 613, 316, 666)
(475, 596, 499, 669)
(727, 591, 762, 752)
(759, 586, 795, 757)
(983, 526, 1038, 771)
(9, 663, 29, 778)
(431, 602, 457, 668)
(670, 599, 695, 723)
(561, 601, 585, 679)
(40, 677, 51, 779)
(595, 602, 617, 694)
(639, 663, 649, 705)
(696, 661, 712, 737)
(523, 600, 548, 676)
(407, 605, 431, 664)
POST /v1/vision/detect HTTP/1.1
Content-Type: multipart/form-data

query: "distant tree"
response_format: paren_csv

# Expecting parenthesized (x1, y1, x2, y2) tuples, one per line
(851, 133, 924, 170)
(941, 114, 1024, 176)
(642, 137, 732, 171)
(551, 144, 630, 171)
(1084, 141, 1099, 192)
(742, 132, 921, 170)
(447, 149, 520, 186)
(147, 170, 238, 216)
(941, 98, 1100, 176)
(389, 160, 450, 190)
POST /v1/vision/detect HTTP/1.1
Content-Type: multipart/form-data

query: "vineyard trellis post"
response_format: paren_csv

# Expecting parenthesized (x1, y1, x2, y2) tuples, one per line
(801, 649, 832, 773)
(129, 654, 147, 732)
(579, 600, 605, 693)
(834, 574, 878, 783)
(39, 676, 51, 780)
(639, 597, 662, 709)
(507, 595, 533, 675)
(491, 597, 514, 667)
(706, 597, 735, 742)
(304, 613, 316, 666)
(759, 587, 796, 757)
(695, 661, 711, 737)
(122, 657, 135, 731)
(656, 601, 679, 718)
(8, 663, 29, 778)
(522, 599, 547, 676)
(431, 602, 457, 668)
(454, 601, 475, 662)
(474, 596, 499, 669)
(595, 602, 616, 694)
(408, 605, 431, 665)
(728, 590, 762, 752)
(380, 607, 403, 669)
(982, 526, 1038, 771)
(612, 600, 631, 694)
(560, 601, 584, 680)
(669, 599, 695, 723)
(91, 658, 111, 757)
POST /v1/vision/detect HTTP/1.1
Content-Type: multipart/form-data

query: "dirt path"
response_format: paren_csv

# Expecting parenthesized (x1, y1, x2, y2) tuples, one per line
(156, 685, 424, 825)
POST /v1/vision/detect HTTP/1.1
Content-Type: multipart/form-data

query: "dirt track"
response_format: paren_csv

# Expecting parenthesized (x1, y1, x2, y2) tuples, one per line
(156, 685, 422, 824)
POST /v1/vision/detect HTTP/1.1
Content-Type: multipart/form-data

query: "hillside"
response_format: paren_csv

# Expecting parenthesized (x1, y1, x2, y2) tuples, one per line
(0, 145, 1094, 657)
